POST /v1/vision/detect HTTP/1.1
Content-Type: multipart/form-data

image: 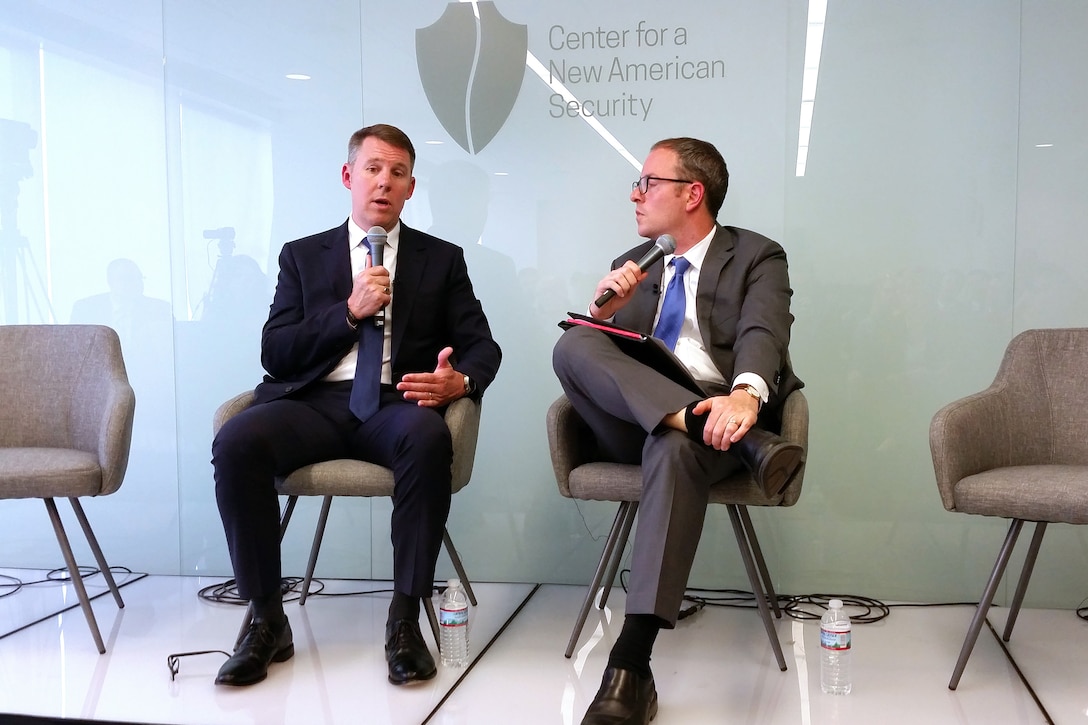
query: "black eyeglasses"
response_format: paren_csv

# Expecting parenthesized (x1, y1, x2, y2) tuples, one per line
(632, 175, 693, 194)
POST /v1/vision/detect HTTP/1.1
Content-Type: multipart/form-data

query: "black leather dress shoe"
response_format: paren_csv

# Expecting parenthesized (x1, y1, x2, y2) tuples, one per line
(732, 427, 804, 498)
(214, 616, 293, 686)
(385, 619, 437, 685)
(582, 666, 658, 724)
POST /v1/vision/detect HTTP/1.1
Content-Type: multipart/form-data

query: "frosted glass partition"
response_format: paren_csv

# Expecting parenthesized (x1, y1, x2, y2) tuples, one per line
(161, 0, 369, 578)
(0, 1, 180, 573)
(1, 0, 1086, 609)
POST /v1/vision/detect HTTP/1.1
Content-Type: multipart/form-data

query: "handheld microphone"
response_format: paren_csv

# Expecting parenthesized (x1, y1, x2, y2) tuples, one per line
(593, 234, 677, 308)
(366, 226, 388, 327)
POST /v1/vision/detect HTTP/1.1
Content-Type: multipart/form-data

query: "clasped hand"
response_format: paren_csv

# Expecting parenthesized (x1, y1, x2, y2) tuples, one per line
(691, 389, 760, 451)
(348, 266, 391, 320)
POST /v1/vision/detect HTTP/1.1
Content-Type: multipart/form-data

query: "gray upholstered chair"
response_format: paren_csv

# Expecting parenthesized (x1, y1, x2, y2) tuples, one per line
(0, 324, 135, 654)
(213, 392, 480, 645)
(546, 389, 809, 666)
(930, 327, 1088, 690)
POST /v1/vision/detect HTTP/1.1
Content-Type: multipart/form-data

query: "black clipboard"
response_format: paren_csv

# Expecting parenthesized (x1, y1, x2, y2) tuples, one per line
(559, 312, 706, 396)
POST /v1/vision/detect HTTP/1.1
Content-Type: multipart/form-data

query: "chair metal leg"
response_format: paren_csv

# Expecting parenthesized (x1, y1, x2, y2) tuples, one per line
(67, 498, 124, 610)
(423, 595, 442, 650)
(1002, 521, 1047, 642)
(565, 501, 636, 658)
(949, 518, 1024, 690)
(737, 505, 780, 618)
(598, 502, 638, 610)
(299, 496, 334, 605)
(727, 505, 787, 671)
(44, 498, 106, 654)
(279, 495, 298, 542)
(442, 528, 478, 606)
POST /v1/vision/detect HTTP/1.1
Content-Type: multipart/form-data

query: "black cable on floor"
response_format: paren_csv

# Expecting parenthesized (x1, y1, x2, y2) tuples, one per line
(0, 568, 147, 644)
(197, 576, 400, 605)
(1074, 595, 1088, 621)
(0, 566, 134, 599)
(615, 568, 983, 625)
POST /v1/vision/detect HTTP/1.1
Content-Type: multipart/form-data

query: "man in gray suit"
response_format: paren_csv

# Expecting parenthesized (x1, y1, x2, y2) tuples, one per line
(552, 137, 803, 725)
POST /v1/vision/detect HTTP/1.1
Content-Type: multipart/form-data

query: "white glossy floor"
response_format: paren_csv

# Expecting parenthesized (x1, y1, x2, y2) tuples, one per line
(1, 567, 1085, 724)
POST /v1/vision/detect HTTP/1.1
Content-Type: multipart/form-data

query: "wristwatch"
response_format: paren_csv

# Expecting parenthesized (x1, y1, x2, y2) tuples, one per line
(462, 374, 476, 396)
(731, 383, 762, 410)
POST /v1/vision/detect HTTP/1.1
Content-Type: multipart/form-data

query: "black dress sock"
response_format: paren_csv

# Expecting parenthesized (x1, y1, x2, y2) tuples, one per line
(388, 591, 421, 623)
(683, 401, 709, 444)
(250, 593, 285, 624)
(607, 614, 662, 678)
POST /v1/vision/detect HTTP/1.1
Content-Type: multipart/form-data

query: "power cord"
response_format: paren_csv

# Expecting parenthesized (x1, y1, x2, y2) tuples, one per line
(0, 566, 134, 599)
(196, 576, 399, 605)
(616, 568, 979, 624)
(171, 576, 433, 680)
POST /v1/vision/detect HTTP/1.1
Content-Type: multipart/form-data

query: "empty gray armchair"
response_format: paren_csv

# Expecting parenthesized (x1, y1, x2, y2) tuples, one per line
(930, 327, 1088, 690)
(0, 324, 135, 653)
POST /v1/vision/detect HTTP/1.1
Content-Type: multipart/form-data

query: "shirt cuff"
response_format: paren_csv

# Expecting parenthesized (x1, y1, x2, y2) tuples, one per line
(731, 373, 769, 404)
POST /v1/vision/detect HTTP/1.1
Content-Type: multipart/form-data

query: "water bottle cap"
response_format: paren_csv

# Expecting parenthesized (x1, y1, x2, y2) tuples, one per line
(829, 598, 843, 608)
(447, 579, 459, 588)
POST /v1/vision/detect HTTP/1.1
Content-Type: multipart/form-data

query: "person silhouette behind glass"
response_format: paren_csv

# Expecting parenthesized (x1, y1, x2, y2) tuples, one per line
(70, 258, 172, 345)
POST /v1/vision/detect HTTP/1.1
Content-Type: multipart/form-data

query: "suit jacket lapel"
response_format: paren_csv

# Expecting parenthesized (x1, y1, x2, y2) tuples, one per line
(696, 225, 734, 337)
(325, 221, 353, 302)
(390, 223, 425, 363)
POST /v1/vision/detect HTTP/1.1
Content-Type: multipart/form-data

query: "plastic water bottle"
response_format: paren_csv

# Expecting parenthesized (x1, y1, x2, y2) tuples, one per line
(820, 598, 852, 694)
(439, 579, 469, 667)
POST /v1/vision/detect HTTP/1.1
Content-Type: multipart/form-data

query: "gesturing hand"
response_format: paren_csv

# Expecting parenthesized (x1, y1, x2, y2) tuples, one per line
(396, 346, 462, 407)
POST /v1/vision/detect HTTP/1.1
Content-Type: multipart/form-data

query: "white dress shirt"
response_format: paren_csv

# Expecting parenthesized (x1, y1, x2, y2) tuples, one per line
(324, 217, 399, 384)
(654, 228, 768, 403)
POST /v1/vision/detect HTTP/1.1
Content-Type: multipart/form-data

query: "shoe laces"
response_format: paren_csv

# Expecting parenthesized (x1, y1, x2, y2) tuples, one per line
(237, 618, 281, 651)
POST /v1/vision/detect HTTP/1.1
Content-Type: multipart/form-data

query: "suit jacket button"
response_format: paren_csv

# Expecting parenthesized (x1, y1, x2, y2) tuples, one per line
(285, 386, 294, 393)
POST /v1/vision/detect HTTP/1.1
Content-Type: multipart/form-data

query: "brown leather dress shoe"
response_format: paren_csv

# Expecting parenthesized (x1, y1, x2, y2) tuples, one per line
(385, 619, 437, 685)
(732, 427, 804, 498)
(214, 616, 293, 686)
(582, 666, 658, 724)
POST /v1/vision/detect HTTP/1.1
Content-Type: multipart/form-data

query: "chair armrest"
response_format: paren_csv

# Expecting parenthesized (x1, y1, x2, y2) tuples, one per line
(546, 395, 593, 498)
(929, 383, 1014, 511)
(778, 389, 809, 507)
(213, 391, 257, 435)
(69, 326, 135, 497)
(446, 397, 481, 492)
(94, 368, 136, 497)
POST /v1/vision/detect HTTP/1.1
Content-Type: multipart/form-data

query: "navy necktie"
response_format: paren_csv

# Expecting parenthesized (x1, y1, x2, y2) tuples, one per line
(654, 257, 690, 351)
(349, 236, 383, 421)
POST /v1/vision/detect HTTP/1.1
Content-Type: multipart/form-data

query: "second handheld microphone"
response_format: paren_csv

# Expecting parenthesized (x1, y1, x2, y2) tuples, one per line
(593, 234, 677, 309)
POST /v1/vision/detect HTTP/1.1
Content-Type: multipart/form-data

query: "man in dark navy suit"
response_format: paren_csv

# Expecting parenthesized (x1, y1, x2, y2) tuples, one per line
(212, 123, 501, 687)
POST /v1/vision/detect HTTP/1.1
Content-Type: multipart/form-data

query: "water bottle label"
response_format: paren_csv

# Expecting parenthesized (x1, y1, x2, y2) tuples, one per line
(440, 607, 468, 627)
(820, 627, 851, 651)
